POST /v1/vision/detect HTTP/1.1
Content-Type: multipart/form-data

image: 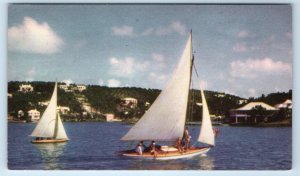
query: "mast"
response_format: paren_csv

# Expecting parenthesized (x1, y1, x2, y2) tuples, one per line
(185, 30, 194, 126)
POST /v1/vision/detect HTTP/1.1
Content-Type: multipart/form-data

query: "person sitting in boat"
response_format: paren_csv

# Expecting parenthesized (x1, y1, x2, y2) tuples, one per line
(140, 141, 147, 151)
(175, 137, 184, 153)
(184, 127, 191, 150)
(149, 141, 158, 158)
(135, 143, 143, 155)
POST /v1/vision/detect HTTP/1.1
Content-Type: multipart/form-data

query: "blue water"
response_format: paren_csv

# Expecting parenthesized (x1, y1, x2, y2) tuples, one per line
(8, 122, 292, 170)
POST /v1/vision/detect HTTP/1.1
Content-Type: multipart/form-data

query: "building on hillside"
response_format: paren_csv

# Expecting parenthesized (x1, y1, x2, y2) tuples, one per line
(145, 102, 150, 106)
(59, 84, 69, 90)
(275, 99, 292, 119)
(76, 85, 87, 92)
(18, 110, 24, 119)
(238, 99, 248, 105)
(275, 99, 292, 109)
(8, 93, 13, 98)
(106, 114, 115, 122)
(57, 106, 70, 115)
(38, 101, 50, 106)
(121, 97, 138, 108)
(230, 102, 277, 124)
(19, 84, 33, 92)
(28, 109, 40, 122)
(215, 93, 225, 98)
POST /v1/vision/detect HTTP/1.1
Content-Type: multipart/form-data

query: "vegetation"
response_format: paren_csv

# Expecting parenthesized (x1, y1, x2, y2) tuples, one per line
(7, 81, 292, 124)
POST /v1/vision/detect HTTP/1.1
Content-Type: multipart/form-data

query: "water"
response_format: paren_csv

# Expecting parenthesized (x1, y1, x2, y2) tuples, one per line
(8, 122, 292, 170)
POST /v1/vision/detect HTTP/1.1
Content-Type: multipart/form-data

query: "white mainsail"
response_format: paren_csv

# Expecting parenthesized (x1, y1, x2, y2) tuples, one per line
(121, 33, 193, 141)
(30, 83, 68, 139)
(198, 84, 215, 146)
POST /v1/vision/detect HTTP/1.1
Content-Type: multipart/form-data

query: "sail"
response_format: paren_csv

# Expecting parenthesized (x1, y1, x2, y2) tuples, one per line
(198, 84, 215, 146)
(121, 33, 193, 141)
(30, 83, 63, 138)
(55, 113, 68, 139)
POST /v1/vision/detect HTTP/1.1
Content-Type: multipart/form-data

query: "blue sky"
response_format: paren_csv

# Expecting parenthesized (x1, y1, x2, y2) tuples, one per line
(7, 4, 293, 98)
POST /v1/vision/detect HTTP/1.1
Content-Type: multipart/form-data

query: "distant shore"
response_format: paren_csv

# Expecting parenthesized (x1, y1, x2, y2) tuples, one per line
(8, 118, 291, 127)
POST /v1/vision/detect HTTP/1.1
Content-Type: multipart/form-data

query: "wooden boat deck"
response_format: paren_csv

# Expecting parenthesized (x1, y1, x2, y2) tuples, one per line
(120, 146, 211, 160)
(31, 139, 68, 143)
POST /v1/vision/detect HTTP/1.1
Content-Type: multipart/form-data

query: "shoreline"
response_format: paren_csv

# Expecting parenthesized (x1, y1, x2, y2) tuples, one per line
(8, 119, 292, 127)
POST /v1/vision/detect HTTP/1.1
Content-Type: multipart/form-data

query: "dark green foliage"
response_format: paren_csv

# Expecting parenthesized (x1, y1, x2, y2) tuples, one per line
(83, 85, 160, 118)
(8, 81, 292, 122)
(252, 89, 292, 106)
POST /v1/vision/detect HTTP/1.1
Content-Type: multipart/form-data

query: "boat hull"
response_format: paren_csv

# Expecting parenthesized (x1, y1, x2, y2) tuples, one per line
(120, 146, 211, 160)
(31, 139, 68, 143)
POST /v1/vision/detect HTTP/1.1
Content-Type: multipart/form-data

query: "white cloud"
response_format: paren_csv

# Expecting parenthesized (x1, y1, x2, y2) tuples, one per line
(230, 57, 292, 78)
(155, 21, 187, 36)
(8, 16, 64, 54)
(109, 57, 149, 77)
(62, 79, 73, 86)
(111, 25, 135, 36)
(107, 78, 121, 87)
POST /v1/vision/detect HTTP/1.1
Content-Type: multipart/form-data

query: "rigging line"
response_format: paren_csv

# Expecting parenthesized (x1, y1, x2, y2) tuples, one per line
(193, 62, 200, 79)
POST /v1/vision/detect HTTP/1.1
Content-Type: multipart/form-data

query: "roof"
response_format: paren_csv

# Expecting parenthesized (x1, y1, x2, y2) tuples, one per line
(236, 102, 276, 111)
(275, 99, 292, 109)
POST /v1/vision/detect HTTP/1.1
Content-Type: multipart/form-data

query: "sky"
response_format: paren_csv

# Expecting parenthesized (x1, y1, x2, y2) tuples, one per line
(7, 4, 293, 98)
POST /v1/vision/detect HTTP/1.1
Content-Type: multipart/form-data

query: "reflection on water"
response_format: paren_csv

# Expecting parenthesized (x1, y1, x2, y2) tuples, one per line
(197, 155, 215, 170)
(126, 154, 215, 170)
(8, 123, 292, 170)
(33, 143, 66, 169)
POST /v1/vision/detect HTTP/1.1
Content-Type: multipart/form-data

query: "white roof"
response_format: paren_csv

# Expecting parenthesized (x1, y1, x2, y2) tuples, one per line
(237, 102, 276, 111)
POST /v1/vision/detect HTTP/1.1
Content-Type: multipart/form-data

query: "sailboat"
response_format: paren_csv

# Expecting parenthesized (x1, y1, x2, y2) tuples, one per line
(120, 31, 215, 160)
(30, 82, 69, 143)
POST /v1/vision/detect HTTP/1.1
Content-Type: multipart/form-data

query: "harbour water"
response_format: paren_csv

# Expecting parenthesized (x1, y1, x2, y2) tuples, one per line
(8, 122, 291, 170)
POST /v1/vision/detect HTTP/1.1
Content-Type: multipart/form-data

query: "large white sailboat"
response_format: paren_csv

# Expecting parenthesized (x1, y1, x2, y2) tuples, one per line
(30, 82, 69, 143)
(120, 31, 215, 160)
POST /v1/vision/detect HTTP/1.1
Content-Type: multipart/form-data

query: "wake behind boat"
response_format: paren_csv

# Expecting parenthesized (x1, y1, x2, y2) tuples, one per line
(119, 31, 215, 160)
(30, 82, 69, 143)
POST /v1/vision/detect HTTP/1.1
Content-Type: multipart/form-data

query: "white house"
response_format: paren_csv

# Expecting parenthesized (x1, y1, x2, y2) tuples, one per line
(106, 114, 115, 122)
(38, 101, 50, 106)
(59, 84, 69, 90)
(18, 110, 24, 118)
(28, 109, 40, 122)
(76, 85, 87, 92)
(238, 99, 248, 105)
(121, 97, 138, 108)
(19, 84, 33, 92)
(230, 102, 277, 124)
(215, 93, 225, 98)
(57, 106, 70, 115)
(275, 99, 292, 109)
(8, 93, 13, 98)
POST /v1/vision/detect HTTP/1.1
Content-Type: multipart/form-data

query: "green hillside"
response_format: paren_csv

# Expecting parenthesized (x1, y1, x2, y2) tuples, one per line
(7, 81, 292, 122)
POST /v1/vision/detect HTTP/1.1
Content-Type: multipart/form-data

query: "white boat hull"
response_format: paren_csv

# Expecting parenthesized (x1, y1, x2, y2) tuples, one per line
(121, 146, 211, 160)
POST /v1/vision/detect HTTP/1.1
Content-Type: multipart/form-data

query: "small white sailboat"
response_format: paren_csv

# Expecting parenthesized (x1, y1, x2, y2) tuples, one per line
(30, 82, 69, 143)
(120, 31, 215, 160)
